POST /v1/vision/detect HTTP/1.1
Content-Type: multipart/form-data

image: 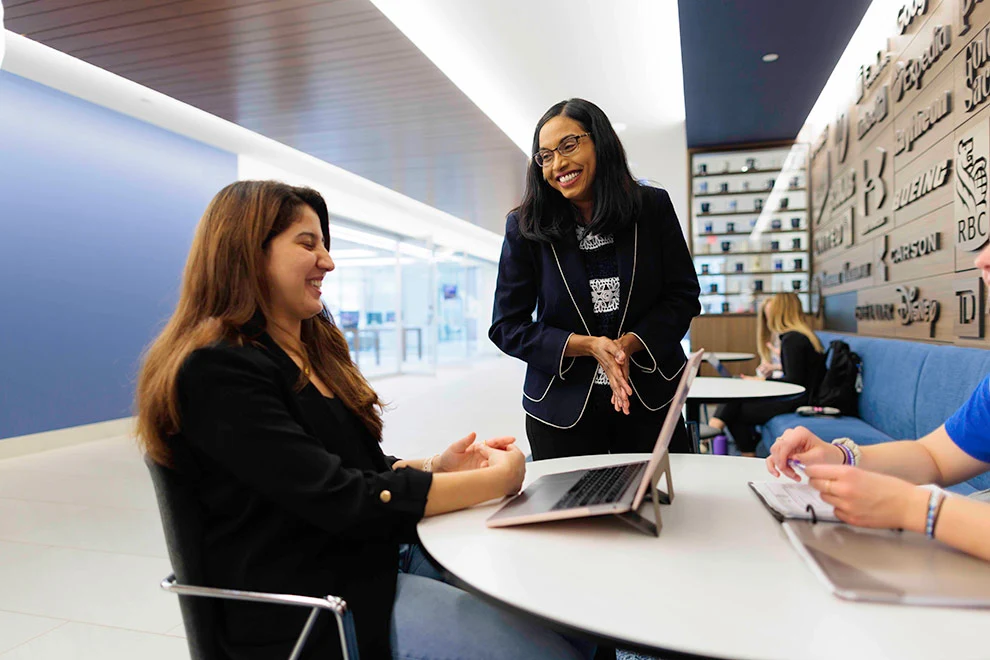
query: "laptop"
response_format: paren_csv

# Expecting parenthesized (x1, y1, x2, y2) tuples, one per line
(486, 350, 704, 536)
(783, 519, 990, 607)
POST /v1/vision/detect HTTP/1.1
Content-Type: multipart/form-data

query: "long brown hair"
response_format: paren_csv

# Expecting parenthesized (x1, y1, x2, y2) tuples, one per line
(136, 180, 384, 465)
(757, 292, 823, 364)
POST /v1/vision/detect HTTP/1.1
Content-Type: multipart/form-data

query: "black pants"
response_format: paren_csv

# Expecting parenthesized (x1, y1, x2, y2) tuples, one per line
(713, 399, 802, 453)
(526, 387, 692, 460)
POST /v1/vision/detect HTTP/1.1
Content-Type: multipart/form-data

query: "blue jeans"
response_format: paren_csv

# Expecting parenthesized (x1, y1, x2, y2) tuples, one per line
(391, 545, 595, 660)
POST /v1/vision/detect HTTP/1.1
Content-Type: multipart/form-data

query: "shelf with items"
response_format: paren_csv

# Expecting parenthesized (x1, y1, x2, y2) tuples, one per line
(698, 290, 810, 315)
(693, 228, 806, 237)
(694, 167, 791, 178)
(694, 209, 808, 218)
(689, 143, 810, 315)
(693, 249, 807, 257)
(693, 188, 806, 199)
(698, 270, 808, 277)
(700, 290, 808, 297)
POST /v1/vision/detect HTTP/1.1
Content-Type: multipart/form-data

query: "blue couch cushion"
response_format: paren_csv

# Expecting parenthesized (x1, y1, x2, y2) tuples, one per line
(914, 345, 990, 438)
(757, 413, 894, 457)
(818, 332, 930, 440)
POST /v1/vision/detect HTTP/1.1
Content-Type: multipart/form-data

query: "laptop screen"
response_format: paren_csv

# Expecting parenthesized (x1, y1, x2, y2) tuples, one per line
(631, 350, 704, 509)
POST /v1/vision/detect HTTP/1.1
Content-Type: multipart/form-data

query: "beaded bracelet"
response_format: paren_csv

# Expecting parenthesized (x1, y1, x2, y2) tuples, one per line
(831, 438, 861, 467)
(925, 489, 946, 539)
(831, 440, 854, 466)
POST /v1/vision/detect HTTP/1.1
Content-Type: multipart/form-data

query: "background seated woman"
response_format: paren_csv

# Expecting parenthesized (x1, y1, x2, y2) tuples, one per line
(708, 293, 825, 456)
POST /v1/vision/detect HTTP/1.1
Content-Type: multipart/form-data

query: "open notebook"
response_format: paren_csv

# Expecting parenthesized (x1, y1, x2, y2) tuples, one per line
(749, 480, 839, 523)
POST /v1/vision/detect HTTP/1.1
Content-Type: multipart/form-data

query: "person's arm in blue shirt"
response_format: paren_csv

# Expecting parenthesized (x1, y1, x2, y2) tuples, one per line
(765, 376, 990, 562)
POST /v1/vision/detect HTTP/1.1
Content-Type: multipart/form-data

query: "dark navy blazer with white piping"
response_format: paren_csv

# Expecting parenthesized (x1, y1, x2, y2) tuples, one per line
(489, 186, 701, 429)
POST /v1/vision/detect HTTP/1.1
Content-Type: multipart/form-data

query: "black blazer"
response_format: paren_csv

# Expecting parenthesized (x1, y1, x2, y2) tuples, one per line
(170, 331, 432, 660)
(489, 187, 701, 428)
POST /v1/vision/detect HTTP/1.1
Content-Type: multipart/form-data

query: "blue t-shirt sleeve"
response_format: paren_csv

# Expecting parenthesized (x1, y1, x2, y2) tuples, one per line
(944, 374, 990, 463)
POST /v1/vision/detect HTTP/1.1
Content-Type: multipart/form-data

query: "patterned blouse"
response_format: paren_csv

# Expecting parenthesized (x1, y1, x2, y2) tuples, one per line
(576, 224, 621, 386)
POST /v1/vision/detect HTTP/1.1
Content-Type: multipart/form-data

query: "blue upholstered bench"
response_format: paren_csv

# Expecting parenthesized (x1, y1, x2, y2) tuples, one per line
(756, 332, 990, 494)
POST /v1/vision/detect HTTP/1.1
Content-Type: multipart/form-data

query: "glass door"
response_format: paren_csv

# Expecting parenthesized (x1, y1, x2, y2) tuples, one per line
(321, 230, 400, 378)
(398, 239, 437, 375)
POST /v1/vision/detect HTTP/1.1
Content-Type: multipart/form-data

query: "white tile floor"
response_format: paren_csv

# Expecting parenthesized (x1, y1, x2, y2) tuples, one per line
(0, 355, 529, 658)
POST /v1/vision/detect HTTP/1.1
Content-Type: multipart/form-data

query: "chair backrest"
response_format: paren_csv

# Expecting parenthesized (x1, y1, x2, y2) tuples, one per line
(144, 455, 220, 660)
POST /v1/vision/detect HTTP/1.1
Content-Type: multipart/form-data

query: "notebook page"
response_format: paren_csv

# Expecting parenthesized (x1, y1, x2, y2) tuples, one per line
(751, 481, 839, 522)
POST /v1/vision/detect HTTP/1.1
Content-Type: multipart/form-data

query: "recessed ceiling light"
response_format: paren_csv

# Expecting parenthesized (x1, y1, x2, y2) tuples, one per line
(612, 122, 628, 134)
(762, 53, 779, 63)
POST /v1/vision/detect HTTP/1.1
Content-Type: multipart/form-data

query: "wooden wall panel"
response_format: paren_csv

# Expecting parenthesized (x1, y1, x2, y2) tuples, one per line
(857, 123, 896, 241)
(891, 133, 954, 227)
(816, 241, 878, 295)
(892, 65, 956, 172)
(882, 208, 957, 282)
(689, 314, 759, 377)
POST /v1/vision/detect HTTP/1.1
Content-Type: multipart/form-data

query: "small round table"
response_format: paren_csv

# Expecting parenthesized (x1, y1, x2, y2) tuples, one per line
(688, 377, 805, 403)
(417, 454, 990, 659)
(704, 351, 756, 362)
(686, 377, 805, 425)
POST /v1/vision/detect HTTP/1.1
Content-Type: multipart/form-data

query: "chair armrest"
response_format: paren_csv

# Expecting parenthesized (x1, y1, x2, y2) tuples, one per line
(161, 573, 347, 614)
(160, 574, 358, 660)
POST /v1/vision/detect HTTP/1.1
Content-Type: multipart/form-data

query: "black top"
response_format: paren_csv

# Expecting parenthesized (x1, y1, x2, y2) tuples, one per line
(575, 224, 621, 387)
(170, 331, 432, 660)
(773, 331, 826, 403)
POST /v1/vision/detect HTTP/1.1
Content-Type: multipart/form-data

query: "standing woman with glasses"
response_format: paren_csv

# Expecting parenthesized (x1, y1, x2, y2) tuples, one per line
(490, 98, 701, 460)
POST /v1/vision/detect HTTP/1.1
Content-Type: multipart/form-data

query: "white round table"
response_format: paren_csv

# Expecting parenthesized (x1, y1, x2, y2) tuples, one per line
(688, 376, 805, 403)
(417, 454, 990, 659)
(704, 351, 757, 362)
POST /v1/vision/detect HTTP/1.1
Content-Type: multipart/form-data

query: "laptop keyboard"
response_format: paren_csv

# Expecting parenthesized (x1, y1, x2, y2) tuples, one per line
(551, 463, 646, 511)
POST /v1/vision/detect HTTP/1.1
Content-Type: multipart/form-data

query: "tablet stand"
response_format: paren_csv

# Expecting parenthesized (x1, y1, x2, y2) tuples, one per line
(615, 451, 674, 537)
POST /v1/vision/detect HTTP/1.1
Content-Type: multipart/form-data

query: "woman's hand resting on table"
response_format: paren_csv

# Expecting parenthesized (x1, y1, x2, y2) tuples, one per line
(475, 442, 526, 495)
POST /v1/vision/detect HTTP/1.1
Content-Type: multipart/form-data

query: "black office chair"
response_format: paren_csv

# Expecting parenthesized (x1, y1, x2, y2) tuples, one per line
(144, 455, 359, 660)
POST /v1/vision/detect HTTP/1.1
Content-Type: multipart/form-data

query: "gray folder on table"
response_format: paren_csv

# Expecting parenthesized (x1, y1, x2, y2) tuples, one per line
(783, 520, 990, 608)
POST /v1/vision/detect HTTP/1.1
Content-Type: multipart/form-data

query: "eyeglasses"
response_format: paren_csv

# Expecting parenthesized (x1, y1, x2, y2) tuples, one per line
(533, 133, 591, 168)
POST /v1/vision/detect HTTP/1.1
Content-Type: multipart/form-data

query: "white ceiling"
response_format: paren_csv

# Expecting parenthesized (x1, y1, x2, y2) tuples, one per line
(370, 0, 692, 224)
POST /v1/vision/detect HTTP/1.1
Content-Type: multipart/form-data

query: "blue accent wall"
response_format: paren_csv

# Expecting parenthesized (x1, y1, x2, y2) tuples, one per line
(0, 72, 237, 439)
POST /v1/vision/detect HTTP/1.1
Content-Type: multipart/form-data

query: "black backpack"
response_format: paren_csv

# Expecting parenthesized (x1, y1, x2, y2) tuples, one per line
(812, 340, 863, 417)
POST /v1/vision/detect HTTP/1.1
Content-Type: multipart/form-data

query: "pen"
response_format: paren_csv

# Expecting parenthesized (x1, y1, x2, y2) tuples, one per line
(787, 459, 807, 478)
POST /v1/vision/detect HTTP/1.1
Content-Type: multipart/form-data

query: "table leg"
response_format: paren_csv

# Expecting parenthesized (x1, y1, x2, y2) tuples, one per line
(686, 400, 701, 424)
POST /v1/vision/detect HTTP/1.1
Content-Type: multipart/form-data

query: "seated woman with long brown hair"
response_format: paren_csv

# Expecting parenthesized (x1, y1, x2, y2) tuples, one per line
(136, 181, 591, 660)
(708, 292, 825, 456)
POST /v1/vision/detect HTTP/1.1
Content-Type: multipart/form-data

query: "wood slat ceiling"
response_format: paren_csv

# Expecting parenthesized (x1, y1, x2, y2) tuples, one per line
(5, 0, 526, 233)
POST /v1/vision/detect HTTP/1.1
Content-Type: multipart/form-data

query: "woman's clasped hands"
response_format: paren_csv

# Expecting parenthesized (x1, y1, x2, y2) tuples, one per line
(587, 336, 635, 415)
(435, 432, 526, 495)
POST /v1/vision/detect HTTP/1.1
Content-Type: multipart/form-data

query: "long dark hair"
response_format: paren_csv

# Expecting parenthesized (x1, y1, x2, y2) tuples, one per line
(136, 180, 384, 465)
(516, 98, 642, 243)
